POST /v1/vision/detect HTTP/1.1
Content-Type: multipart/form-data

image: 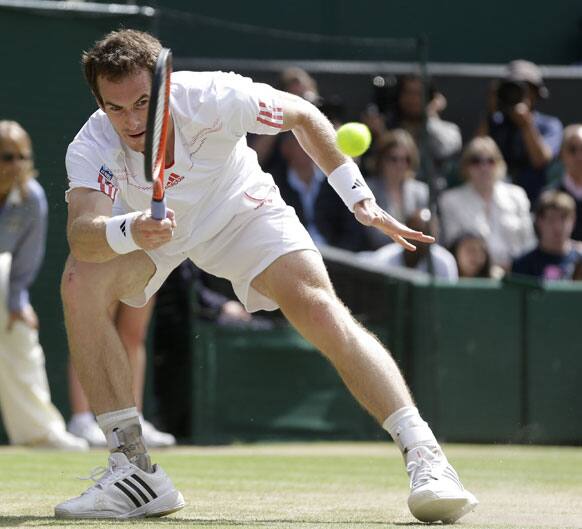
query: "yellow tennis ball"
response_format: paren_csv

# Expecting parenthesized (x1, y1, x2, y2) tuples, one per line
(336, 122, 372, 157)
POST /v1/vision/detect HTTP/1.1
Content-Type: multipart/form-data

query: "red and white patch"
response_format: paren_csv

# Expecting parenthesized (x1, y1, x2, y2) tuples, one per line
(97, 172, 117, 200)
(256, 100, 283, 129)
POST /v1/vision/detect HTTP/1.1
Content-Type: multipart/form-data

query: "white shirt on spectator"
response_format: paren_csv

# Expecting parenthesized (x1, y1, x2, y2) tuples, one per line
(439, 180, 535, 268)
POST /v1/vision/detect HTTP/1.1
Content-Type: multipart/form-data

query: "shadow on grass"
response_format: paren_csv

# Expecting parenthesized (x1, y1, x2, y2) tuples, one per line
(0, 517, 426, 527)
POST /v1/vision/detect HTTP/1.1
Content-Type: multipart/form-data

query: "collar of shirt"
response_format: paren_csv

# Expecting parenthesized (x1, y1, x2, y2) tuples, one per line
(563, 174, 582, 200)
(6, 186, 23, 206)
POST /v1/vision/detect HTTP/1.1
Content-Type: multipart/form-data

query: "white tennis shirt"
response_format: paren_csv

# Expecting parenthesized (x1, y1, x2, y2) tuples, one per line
(66, 71, 285, 256)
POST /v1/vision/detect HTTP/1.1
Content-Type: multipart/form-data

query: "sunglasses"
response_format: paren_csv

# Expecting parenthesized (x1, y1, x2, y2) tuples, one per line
(0, 152, 31, 162)
(468, 156, 496, 166)
(385, 154, 411, 165)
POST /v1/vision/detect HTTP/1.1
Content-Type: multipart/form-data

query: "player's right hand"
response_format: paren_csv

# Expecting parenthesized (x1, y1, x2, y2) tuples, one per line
(131, 208, 176, 250)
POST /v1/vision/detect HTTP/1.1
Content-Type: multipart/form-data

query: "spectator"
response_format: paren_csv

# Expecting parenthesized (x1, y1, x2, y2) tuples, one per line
(385, 74, 462, 179)
(450, 233, 500, 279)
(546, 124, 582, 240)
(365, 129, 429, 249)
(359, 209, 458, 280)
(274, 132, 368, 251)
(511, 190, 581, 280)
(0, 120, 87, 450)
(251, 67, 320, 176)
(477, 60, 563, 205)
(439, 136, 535, 269)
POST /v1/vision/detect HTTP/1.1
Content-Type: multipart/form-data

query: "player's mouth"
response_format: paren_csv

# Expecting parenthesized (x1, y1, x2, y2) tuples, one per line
(128, 131, 145, 139)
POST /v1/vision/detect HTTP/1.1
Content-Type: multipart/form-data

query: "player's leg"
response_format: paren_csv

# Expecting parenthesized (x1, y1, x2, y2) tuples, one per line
(61, 251, 153, 415)
(57, 251, 184, 519)
(251, 249, 478, 523)
(251, 250, 412, 421)
(115, 299, 176, 447)
(115, 300, 154, 410)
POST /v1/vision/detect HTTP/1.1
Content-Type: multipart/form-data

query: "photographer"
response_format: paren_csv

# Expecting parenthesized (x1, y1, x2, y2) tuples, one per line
(477, 60, 563, 205)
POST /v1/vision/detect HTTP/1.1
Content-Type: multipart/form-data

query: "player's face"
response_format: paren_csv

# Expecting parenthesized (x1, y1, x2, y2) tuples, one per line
(98, 69, 151, 153)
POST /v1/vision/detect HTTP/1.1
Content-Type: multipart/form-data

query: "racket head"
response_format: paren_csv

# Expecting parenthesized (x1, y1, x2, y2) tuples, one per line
(144, 47, 172, 192)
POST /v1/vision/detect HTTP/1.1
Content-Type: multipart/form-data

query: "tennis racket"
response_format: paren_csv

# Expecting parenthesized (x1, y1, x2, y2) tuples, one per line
(144, 47, 172, 220)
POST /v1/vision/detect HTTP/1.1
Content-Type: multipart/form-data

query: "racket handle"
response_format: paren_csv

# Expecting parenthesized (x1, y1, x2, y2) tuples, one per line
(151, 197, 167, 221)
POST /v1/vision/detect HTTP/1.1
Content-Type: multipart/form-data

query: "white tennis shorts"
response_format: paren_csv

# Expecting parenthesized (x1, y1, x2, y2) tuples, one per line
(117, 190, 319, 312)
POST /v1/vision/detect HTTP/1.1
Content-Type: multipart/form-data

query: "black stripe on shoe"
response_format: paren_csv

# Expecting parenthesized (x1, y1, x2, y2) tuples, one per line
(123, 478, 150, 504)
(131, 474, 158, 499)
(114, 482, 141, 508)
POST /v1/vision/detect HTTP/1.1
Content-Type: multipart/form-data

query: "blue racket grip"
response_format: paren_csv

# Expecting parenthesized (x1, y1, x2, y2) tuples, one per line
(151, 196, 167, 221)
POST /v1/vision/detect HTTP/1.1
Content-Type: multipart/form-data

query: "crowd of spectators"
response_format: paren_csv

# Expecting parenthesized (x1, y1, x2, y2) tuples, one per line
(259, 61, 582, 283)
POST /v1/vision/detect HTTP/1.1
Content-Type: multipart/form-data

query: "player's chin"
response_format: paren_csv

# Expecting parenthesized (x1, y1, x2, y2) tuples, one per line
(125, 133, 146, 151)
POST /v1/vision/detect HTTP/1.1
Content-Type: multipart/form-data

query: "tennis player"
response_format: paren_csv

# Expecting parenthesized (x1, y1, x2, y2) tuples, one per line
(56, 29, 478, 522)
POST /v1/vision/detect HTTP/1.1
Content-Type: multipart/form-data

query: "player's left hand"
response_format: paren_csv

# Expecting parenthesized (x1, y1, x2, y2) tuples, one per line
(354, 199, 435, 251)
(7, 304, 38, 331)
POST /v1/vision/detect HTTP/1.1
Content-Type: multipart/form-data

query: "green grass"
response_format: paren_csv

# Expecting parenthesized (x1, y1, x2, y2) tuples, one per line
(0, 443, 581, 529)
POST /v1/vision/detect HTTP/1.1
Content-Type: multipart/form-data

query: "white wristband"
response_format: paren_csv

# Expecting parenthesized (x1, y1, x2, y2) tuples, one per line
(105, 212, 141, 254)
(327, 161, 375, 212)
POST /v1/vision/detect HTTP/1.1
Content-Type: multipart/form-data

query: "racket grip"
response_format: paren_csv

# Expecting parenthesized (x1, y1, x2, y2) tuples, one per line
(151, 197, 167, 221)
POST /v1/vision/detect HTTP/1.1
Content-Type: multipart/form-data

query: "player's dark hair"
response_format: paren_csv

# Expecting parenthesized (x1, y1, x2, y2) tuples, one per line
(82, 29, 162, 107)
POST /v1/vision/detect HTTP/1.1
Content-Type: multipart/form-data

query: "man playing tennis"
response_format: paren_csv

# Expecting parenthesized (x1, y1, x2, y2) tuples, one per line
(57, 29, 477, 523)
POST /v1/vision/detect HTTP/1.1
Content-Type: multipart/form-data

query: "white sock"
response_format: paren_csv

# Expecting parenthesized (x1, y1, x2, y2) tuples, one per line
(70, 411, 95, 425)
(96, 406, 140, 450)
(383, 406, 439, 455)
(96, 406, 152, 472)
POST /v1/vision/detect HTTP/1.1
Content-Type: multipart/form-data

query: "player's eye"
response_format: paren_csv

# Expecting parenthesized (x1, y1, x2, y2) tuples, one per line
(136, 99, 148, 108)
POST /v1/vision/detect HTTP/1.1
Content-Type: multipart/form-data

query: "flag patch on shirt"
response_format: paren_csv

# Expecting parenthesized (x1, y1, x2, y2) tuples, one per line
(98, 164, 118, 199)
(257, 100, 283, 129)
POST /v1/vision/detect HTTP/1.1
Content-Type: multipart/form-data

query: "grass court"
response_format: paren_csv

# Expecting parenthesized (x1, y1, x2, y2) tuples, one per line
(0, 443, 580, 529)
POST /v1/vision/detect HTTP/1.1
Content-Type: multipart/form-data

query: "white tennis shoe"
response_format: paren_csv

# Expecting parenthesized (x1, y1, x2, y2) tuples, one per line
(54, 452, 185, 519)
(406, 445, 478, 523)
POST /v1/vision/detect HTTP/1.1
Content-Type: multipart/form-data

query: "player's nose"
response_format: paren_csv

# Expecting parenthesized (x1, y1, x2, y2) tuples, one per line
(126, 111, 142, 131)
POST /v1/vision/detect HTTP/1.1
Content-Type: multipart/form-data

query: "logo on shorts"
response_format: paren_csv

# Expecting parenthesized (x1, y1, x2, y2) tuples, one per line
(352, 179, 364, 189)
(120, 220, 127, 237)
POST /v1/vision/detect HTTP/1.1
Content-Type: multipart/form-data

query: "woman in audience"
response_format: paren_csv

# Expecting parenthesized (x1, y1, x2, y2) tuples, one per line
(450, 233, 503, 278)
(366, 129, 429, 249)
(439, 136, 535, 270)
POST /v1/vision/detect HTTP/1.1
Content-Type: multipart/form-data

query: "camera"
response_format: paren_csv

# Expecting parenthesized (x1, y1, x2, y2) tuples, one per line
(496, 80, 528, 115)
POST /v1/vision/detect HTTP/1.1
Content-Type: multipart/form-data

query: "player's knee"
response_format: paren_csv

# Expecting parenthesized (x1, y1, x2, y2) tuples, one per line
(60, 258, 110, 311)
(306, 289, 346, 332)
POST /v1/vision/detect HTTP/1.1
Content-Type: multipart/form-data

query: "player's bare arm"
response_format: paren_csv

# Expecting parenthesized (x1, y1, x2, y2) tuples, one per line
(277, 91, 434, 251)
(67, 188, 176, 263)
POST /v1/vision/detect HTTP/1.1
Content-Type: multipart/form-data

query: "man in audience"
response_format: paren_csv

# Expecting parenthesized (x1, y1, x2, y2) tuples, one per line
(478, 60, 563, 205)
(385, 74, 462, 183)
(547, 124, 582, 240)
(511, 190, 581, 279)
(275, 132, 368, 251)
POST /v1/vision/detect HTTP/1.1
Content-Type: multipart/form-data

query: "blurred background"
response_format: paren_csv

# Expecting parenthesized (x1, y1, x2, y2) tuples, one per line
(1, 0, 581, 448)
